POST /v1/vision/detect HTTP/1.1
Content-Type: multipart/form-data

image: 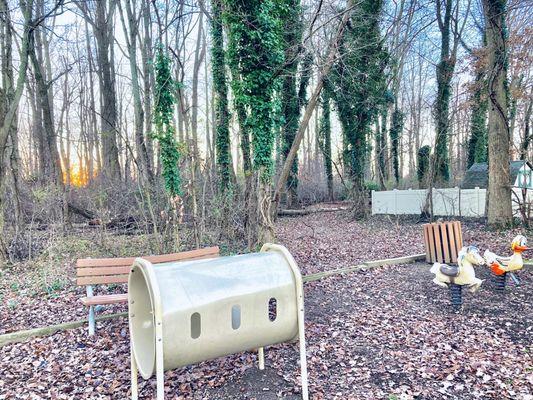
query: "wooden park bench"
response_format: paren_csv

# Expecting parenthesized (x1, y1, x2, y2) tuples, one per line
(76, 246, 220, 335)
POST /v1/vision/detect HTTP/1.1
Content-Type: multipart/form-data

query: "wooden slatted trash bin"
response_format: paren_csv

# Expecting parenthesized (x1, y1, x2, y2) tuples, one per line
(423, 221, 463, 263)
(128, 243, 308, 400)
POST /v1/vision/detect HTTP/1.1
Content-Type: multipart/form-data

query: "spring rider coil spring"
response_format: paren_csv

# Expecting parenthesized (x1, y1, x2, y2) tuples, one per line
(494, 272, 507, 292)
(449, 283, 463, 311)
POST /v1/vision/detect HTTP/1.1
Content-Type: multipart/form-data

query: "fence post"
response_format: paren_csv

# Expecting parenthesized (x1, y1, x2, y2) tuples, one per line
(457, 186, 461, 218)
(430, 186, 434, 220)
(475, 186, 480, 217)
(394, 189, 398, 215)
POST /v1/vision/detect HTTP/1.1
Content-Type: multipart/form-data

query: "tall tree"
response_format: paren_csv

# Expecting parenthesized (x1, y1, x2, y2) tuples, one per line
(1, 0, 24, 238)
(318, 87, 334, 201)
(1, 0, 64, 259)
(433, 0, 470, 184)
(0, 0, 26, 258)
(389, 108, 404, 184)
(153, 47, 181, 197)
(467, 55, 489, 167)
(29, 0, 63, 186)
(483, 0, 512, 226)
(223, 0, 285, 246)
(519, 99, 532, 160)
(417, 145, 431, 188)
(118, 0, 153, 184)
(280, 0, 309, 208)
(377, 91, 394, 189)
(210, 0, 232, 191)
(273, 1, 353, 214)
(464, 27, 489, 168)
(329, 0, 387, 215)
(153, 47, 183, 248)
(77, 0, 121, 181)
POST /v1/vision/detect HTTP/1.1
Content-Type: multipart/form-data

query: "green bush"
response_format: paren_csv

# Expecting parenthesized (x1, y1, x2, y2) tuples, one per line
(363, 181, 380, 192)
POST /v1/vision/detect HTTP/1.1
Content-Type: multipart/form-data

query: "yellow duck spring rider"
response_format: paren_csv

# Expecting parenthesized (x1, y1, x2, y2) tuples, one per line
(484, 235, 528, 291)
(430, 245, 485, 310)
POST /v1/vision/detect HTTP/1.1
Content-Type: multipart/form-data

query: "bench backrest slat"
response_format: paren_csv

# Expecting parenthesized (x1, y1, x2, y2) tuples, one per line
(77, 266, 132, 277)
(76, 246, 220, 286)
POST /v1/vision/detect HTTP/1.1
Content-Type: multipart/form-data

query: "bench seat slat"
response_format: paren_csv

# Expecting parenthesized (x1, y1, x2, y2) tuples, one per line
(77, 266, 131, 277)
(76, 246, 220, 268)
(81, 293, 128, 306)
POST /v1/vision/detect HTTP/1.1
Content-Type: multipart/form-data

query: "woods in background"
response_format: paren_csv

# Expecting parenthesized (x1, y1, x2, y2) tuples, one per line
(0, 0, 531, 261)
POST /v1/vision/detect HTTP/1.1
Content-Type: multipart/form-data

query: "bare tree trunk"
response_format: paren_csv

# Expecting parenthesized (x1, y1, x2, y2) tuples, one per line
(189, 13, 205, 248)
(0, 0, 37, 259)
(85, 20, 100, 177)
(77, 0, 121, 181)
(118, 0, 153, 184)
(1, 0, 22, 236)
(30, 41, 63, 187)
(141, 0, 154, 170)
(519, 98, 532, 160)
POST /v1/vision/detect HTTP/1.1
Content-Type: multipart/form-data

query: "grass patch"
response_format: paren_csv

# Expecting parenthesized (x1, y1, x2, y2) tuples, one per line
(44, 278, 67, 295)
(10, 282, 20, 292)
(7, 299, 17, 310)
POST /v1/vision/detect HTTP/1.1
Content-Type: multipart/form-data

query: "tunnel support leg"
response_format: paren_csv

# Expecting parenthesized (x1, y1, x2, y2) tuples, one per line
(258, 347, 265, 370)
(261, 243, 309, 400)
(297, 286, 309, 400)
(131, 343, 138, 400)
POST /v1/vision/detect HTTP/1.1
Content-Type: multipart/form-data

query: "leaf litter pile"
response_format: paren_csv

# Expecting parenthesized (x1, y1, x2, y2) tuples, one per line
(0, 211, 531, 399)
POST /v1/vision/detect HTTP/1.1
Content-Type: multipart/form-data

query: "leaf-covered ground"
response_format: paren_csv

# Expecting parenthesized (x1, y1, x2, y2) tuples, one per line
(0, 211, 532, 399)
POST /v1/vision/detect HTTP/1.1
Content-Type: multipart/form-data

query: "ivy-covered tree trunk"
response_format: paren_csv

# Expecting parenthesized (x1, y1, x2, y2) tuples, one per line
(467, 51, 488, 168)
(224, 0, 284, 248)
(390, 107, 404, 185)
(280, 0, 300, 208)
(210, 0, 232, 192)
(377, 108, 388, 189)
(153, 47, 183, 250)
(417, 145, 431, 189)
(329, 0, 387, 217)
(318, 88, 334, 201)
(433, 0, 455, 185)
(483, 0, 512, 227)
(280, 1, 310, 209)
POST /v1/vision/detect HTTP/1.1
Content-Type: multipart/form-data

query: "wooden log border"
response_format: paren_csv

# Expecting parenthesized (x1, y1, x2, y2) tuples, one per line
(0, 253, 426, 348)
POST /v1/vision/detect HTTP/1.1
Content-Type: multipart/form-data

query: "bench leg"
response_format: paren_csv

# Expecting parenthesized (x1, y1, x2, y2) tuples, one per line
(87, 286, 96, 336)
(88, 306, 95, 336)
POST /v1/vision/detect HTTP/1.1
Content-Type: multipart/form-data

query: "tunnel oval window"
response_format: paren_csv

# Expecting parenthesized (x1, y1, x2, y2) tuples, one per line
(268, 298, 277, 322)
(191, 312, 201, 339)
(231, 305, 241, 330)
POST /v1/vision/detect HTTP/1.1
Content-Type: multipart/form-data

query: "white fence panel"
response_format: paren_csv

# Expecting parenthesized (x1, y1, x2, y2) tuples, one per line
(372, 187, 487, 217)
(459, 188, 485, 217)
(511, 188, 533, 214)
(372, 187, 533, 217)
(371, 190, 399, 214)
(432, 188, 461, 216)
(395, 189, 426, 214)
